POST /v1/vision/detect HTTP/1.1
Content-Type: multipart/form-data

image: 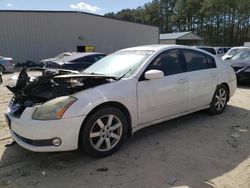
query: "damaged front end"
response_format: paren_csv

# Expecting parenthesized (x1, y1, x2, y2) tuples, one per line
(7, 67, 116, 118)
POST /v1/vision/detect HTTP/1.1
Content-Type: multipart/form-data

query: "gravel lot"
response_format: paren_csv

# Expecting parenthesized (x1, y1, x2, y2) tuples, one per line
(0, 71, 250, 188)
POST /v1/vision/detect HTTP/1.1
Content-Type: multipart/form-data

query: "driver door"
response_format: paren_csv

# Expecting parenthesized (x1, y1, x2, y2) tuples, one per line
(137, 49, 188, 124)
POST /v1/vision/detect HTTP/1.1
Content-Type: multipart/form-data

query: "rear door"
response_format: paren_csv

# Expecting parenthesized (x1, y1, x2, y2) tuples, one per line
(181, 49, 218, 110)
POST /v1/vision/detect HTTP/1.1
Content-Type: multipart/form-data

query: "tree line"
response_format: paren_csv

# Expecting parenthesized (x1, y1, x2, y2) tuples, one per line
(105, 0, 250, 46)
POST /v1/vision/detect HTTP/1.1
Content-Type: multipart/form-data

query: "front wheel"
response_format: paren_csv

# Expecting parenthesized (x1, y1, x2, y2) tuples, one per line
(81, 107, 128, 157)
(208, 85, 229, 115)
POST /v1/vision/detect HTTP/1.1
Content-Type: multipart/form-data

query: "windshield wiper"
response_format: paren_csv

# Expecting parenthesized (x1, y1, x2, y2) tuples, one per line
(117, 69, 132, 80)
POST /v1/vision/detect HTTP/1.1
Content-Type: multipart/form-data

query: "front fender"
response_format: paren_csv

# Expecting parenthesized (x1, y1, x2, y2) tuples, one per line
(63, 78, 138, 128)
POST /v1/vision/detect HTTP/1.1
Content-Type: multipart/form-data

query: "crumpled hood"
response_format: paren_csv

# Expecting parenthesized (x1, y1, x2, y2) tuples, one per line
(6, 67, 117, 117)
(7, 67, 116, 100)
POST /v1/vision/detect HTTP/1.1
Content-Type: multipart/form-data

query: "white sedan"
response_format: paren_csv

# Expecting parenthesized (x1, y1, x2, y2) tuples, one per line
(6, 45, 237, 157)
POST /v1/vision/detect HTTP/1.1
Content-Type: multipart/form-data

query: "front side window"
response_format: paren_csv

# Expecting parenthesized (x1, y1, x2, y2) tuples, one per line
(182, 50, 216, 71)
(146, 50, 183, 76)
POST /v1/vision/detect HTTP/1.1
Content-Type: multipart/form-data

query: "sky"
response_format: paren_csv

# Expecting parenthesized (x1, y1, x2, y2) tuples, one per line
(0, 0, 152, 15)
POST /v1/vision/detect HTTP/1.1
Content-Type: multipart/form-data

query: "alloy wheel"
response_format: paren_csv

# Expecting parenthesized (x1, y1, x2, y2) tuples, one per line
(214, 88, 227, 111)
(89, 114, 123, 152)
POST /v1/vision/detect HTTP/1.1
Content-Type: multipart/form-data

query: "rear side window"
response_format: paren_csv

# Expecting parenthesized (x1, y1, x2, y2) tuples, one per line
(182, 50, 216, 71)
(147, 50, 184, 76)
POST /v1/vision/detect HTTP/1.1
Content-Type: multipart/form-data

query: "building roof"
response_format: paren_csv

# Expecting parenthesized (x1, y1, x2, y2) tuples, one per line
(160, 31, 203, 40)
(0, 10, 158, 29)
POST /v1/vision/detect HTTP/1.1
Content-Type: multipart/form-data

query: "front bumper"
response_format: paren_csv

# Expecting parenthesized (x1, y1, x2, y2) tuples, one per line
(6, 107, 86, 152)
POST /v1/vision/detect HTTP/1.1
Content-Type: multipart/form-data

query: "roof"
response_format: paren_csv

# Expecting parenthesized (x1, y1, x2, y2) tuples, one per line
(120, 44, 185, 52)
(160, 31, 203, 40)
(0, 10, 158, 29)
(119, 44, 216, 57)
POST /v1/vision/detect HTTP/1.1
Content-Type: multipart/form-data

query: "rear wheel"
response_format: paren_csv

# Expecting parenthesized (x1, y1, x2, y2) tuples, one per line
(81, 107, 128, 157)
(208, 85, 229, 114)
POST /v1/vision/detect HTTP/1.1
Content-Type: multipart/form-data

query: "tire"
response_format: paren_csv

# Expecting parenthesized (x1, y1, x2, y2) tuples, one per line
(208, 85, 229, 115)
(81, 107, 128, 157)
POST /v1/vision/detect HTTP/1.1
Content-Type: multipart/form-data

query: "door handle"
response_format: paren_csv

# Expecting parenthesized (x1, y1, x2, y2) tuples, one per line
(177, 79, 187, 84)
(210, 73, 217, 77)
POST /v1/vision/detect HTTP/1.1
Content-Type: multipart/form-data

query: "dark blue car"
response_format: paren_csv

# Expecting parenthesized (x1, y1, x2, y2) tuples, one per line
(42, 52, 106, 71)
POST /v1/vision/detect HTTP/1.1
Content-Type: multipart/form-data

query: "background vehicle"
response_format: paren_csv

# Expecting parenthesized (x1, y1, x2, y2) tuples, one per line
(214, 47, 229, 58)
(195, 46, 216, 55)
(6, 45, 236, 157)
(196, 46, 230, 57)
(229, 49, 250, 82)
(0, 56, 15, 72)
(41, 52, 72, 65)
(222, 46, 249, 60)
(42, 52, 106, 71)
(15, 60, 43, 68)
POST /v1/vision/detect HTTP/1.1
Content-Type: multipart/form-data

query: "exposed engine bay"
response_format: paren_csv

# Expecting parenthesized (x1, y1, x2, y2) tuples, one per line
(7, 67, 116, 118)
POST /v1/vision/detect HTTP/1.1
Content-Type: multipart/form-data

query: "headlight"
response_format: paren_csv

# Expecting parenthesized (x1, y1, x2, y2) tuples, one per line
(32, 96, 77, 120)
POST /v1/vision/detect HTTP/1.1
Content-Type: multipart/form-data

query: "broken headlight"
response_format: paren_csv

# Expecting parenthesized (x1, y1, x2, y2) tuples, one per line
(32, 96, 77, 120)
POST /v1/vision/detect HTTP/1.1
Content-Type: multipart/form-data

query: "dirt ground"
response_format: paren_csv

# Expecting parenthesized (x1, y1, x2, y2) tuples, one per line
(0, 71, 250, 188)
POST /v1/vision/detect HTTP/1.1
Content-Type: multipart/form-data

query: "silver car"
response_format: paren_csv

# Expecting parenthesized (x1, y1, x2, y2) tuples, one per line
(0, 56, 15, 72)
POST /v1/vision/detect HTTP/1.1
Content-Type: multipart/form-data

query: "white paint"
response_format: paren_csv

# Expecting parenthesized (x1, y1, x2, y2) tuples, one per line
(7, 45, 237, 152)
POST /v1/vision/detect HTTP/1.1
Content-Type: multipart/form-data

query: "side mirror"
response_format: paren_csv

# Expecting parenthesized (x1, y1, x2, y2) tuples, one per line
(144, 70, 164, 80)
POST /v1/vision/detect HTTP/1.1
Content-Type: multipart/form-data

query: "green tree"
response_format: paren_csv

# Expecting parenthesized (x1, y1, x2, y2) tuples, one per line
(104, 0, 250, 46)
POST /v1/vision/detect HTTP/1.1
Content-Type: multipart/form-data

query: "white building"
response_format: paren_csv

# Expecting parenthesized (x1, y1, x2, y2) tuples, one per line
(0, 10, 159, 63)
